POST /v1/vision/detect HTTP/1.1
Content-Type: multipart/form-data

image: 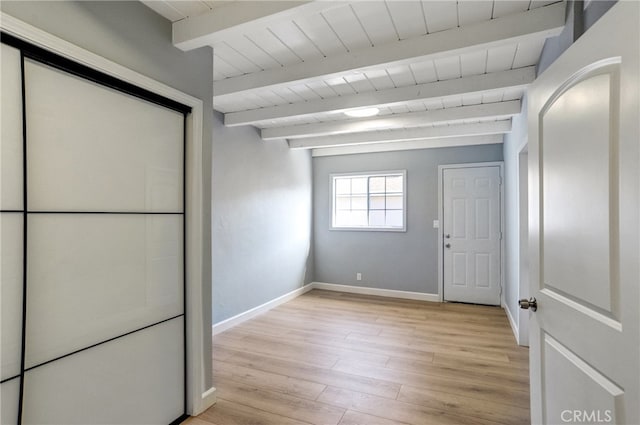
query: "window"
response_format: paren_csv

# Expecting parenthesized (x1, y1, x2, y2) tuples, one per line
(331, 171, 406, 231)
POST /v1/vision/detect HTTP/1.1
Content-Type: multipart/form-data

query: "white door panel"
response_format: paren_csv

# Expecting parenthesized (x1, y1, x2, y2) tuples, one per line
(443, 166, 502, 305)
(528, 2, 639, 423)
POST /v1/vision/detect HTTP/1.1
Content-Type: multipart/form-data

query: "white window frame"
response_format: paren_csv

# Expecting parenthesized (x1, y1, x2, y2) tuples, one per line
(330, 170, 407, 232)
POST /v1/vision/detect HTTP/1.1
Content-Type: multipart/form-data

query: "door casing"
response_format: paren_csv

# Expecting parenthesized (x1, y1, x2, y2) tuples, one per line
(437, 162, 505, 305)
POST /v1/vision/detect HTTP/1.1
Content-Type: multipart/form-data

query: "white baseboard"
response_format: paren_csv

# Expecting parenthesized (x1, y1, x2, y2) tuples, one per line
(192, 386, 217, 416)
(312, 282, 440, 303)
(504, 303, 519, 343)
(212, 283, 314, 335)
(211, 282, 440, 336)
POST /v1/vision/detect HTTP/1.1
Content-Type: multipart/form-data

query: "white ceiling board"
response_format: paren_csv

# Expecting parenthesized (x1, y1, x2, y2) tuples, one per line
(486, 44, 517, 72)
(268, 21, 324, 62)
(224, 67, 535, 126)
(457, 1, 494, 27)
(213, 54, 243, 78)
(290, 120, 512, 148)
(246, 28, 302, 66)
(481, 91, 505, 104)
(324, 76, 357, 96)
(350, 1, 398, 45)
(442, 95, 463, 108)
(462, 92, 483, 105)
(363, 69, 396, 90)
(321, 5, 372, 52)
(141, 1, 186, 22)
(289, 83, 323, 101)
(493, 1, 531, 18)
(311, 134, 504, 157)
(389, 104, 411, 115)
(385, 1, 428, 40)
(407, 102, 428, 113)
(421, 1, 459, 33)
(270, 86, 306, 103)
(434, 55, 462, 80)
(305, 80, 339, 99)
(262, 100, 520, 140)
(512, 38, 546, 68)
(212, 2, 565, 100)
(423, 98, 445, 110)
(409, 60, 438, 84)
(386, 65, 417, 88)
(213, 42, 262, 74)
(343, 73, 376, 94)
(242, 93, 271, 108)
(530, 0, 562, 9)
(253, 90, 289, 107)
(460, 50, 488, 76)
(222, 36, 282, 71)
(502, 87, 525, 101)
(172, 1, 343, 50)
(168, 1, 210, 19)
(293, 13, 348, 58)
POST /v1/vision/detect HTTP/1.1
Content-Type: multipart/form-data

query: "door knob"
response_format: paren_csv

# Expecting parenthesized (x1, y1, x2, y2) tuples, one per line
(445, 234, 451, 239)
(519, 297, 537, 312)
(445, 243, 451, 248)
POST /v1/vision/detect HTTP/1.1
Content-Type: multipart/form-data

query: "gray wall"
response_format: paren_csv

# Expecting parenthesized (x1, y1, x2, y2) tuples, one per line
(1, 0, 214, 387)
(538, 0, 617, 75)
(503, 98, 528, 330)
(212, 112, 313, 323)
(313, 145, 503, 294)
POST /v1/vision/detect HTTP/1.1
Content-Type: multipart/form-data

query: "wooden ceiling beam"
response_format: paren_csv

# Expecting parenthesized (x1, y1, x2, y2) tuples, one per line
(223, 67, 534, 127)
(213, 3, 565, 101)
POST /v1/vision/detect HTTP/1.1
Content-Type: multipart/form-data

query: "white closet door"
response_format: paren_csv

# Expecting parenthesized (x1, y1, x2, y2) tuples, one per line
(19, 57, 186, 424)
(22, 318, 184, 424)
(0, 379, 20, 425)
(25, 60, 184, 213)
(1, 43, 24, 425)
(1, 44, 23, 210)
(25, 214, 183, 368)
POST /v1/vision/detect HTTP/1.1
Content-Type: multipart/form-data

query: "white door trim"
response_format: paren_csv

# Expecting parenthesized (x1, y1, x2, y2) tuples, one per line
(516, 139, 529, 346)
(0, 12, 214, 416)
(437, 162, 505, 304)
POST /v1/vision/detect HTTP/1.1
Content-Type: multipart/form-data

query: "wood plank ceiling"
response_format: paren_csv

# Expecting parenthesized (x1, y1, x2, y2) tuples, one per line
(142, 0, 565, 155)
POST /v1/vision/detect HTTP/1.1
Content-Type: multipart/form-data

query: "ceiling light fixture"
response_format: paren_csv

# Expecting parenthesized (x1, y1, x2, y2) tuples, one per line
(344, 107, 380, 118)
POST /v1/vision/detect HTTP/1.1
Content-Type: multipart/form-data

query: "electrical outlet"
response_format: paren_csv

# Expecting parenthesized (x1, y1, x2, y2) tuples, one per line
(356, 272, 362, 281)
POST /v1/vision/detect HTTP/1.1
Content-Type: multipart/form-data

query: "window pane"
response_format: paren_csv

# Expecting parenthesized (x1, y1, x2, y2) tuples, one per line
(369, 195, 385, 209)
(369, 210, 385, 226)
(386, 210, 403, 227)
(351, 178, 367, 194)
(386, 194, 403, 209)
(369, 176, 385, 193)
(351, 195, 367, 210)
(332, 171, 405, 230)
(351, 211, 368, 226)
(386, 176, 403, 193)
(335, 196, 350, 210)
(335, 178, 351, 195)
(334, 210, 350, 226)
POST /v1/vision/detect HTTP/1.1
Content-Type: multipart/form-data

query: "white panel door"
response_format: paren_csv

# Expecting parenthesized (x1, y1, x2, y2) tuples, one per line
(528, 2, 639, 424)
(443, 165, 502, 305)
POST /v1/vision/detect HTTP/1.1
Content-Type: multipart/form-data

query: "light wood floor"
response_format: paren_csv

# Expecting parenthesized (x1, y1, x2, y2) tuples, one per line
(187, 289, 530, 425)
